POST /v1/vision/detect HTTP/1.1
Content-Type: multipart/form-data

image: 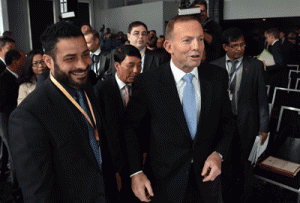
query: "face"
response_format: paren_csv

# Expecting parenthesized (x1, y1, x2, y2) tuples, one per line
(115, 55, 142, 84)
(43, 36, 92, 89)
(0, 42, 15, 58)
(127, 25, 147, 51)
(279, 32, 285, 39)
(81, 25, 91, 34)
(157, 37, 165, 49)
(164, 20, 204, 73)
(195, 4, 207, 23)
(32, 54, 48, 78)
(264, 33, 274, 46)
(223, 36, 246, 61)
(84, 33, 99, 53)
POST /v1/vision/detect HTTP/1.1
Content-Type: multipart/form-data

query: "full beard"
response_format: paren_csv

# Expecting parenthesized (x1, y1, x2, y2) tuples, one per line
(54, 63, 90, 89)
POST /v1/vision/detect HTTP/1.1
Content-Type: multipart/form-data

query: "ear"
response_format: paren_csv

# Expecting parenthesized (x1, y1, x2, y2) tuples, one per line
(222, 44, 228, 52)
(127, 33, 131, 42)
(43, 54, 54, 74)
(114, 62, 121, 72)
(164, 40, 173, 55)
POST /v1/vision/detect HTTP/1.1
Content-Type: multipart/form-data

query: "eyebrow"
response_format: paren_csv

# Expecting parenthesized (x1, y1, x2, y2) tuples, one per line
(63, 49, 90, 58)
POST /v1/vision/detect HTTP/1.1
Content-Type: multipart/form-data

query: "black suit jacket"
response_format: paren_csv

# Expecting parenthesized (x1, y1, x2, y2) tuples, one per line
(124, 63, 234, 203)
(8, 78, 120, 202)
(211, 56, 269, 157)
(94, 76, 125, 173)
(266, 41, 288, 87)
(92, 53, 110, 80)
(0, 60, 6, 75)
(0, 69, 19, 115)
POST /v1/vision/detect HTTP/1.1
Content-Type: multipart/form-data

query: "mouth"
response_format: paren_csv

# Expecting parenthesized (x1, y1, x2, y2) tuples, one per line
(190, 54, 201, 59)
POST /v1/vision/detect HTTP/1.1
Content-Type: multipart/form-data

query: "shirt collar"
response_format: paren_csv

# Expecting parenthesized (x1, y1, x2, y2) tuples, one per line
(226, 54, 243, 63)
(0, 57, 6, 65)
(91, 47, 101, 56)
(272, 39, 279, 46)
(140, 47, 146, 55)
(170, 59, 199, 84)
(115, 73, 131, 90)
(6, 67, 18, 78)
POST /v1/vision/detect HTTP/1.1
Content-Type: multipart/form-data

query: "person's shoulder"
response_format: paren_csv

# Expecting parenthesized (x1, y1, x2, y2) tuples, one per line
(199, 63, 229, 81)
(94, 75, 115, 92)
(244, 56, 264, 67)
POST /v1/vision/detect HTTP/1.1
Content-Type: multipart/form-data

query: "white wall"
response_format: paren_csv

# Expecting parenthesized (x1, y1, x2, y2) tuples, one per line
(95, 1, 165, 35)
(224, 0, 300, 19)
(0, 0, 9, 34)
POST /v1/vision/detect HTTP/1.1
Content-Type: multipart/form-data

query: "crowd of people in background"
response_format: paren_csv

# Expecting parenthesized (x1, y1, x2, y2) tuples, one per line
(0, 0, 300, 202)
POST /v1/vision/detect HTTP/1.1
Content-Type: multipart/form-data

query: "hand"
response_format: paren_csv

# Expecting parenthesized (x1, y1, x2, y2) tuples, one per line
(131, 172, 154, 202)
(203, 32, 213, 44)
(259, 132, 268, 145)
(201, 152, 222, 182)
(116, 173, 121, 192)
(262, 60, 266, 68)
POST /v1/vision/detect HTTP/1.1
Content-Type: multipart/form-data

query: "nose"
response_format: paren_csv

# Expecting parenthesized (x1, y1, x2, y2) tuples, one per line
(78, 57, 91, 69)
(192, 39, 202, 50)
(133, 65, 142, 74)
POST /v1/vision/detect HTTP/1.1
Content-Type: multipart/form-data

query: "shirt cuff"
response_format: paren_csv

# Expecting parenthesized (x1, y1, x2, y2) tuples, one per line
(130, 170, 143, 178)
(213, 151, 223, 162)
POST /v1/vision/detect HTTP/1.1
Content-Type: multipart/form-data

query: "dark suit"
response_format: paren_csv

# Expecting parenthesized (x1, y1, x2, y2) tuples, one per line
(91, 52, 110, 81)
(266, 41, 288, 87)
(0, 59, 6, 75)
(281, 38, 299, 65)
(124, 63, 234, 203)
(0, 69, 19, 180)
(94, 75, 140, 202)
(104, 48, 166, 78)
(8, 78, 120, 202)
(211, 56, 269, 202)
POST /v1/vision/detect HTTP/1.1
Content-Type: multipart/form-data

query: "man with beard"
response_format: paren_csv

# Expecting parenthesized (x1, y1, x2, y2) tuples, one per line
(8, 21, 120, 202)
(211, 27, 269, 203)
(193, 0, 223, 62)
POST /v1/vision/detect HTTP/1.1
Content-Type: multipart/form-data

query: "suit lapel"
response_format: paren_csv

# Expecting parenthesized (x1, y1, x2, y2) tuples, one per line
(159, 64, 193, 141)
(47, 80, 102, 172)
(143, 49, 153, 72)
(238, 57, 250, 101)
(111, 76, 126, 114)
(194, 65, 213, 142)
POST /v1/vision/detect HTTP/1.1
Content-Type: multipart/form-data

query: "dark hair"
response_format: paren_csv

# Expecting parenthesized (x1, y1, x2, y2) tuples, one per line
(193, 0, 207, 10)
(5, 49, 21, 66)
(114, 44, 141, 63)
(265, 28, 279, 39)
(165, 15, 199, 41)
(84, 29, 100, 40)
(2, 31, 13, 38)
(0, 36, 15, 48)
(128, 21, 148, 34)
(222, 27, 244, 45)
(17, 49, 45, 84)
(150, 30, 156, 34)
(40, 21, 83, 60)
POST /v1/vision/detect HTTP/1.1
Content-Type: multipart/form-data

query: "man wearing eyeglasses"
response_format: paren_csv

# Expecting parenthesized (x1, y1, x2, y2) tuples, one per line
(211, 27, 269, 203)
(105, 21, 166, 77)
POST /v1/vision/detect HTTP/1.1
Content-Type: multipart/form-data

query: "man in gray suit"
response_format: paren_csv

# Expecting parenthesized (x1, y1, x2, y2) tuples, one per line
(211, 27, 269, 203)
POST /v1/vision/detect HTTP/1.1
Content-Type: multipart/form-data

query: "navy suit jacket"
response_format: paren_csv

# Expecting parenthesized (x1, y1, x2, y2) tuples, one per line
(0, 60, 6, 75)
(8, 78, 120, 202)
(124, 62, 234, 203)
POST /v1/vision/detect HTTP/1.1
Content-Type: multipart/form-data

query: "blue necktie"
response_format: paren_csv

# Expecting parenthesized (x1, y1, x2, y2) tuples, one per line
(76, 90, 102, 169)
(182, 74, 197, 140)
(90, 54, 95, 70)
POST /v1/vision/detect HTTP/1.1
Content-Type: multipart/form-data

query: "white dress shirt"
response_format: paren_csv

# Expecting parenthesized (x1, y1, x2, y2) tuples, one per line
(170, 59, 201, 122)
(115, 73, 132, 97)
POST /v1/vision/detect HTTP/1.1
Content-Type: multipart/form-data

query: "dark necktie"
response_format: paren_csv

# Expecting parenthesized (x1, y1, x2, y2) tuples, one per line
(90, 54, 95, 71)
(182, 74, 197, 140)
(229, 60, 238, 115)
(75, 90, 102, 169)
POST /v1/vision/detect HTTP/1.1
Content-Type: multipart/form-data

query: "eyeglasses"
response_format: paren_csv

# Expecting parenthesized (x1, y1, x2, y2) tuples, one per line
(32, 60, 45, 67)
(228, 42, 246, 49)
(131, 32, 147, 37)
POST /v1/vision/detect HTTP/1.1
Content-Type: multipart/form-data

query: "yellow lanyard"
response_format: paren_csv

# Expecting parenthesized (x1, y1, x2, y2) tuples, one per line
(50, 74, 99, 141)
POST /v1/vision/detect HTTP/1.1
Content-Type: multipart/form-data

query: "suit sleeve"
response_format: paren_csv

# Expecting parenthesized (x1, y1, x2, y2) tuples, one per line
(123, 76, 149, 175)
(266, 44, 286, 71)
(9, 108, 54, 202)
(257, 61, 269, 133)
